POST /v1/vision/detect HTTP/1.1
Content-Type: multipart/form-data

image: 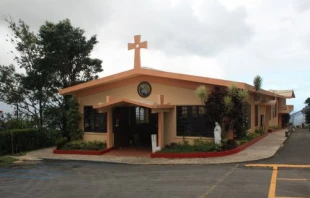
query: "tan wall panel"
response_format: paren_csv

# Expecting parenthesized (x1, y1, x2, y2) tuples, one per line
(164, 108, 175, 146)
(83, 133, 107, 142)
(79, 82, 210, 106)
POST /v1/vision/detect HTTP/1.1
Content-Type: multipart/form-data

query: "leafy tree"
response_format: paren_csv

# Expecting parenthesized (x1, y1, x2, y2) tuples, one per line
(195, 84, 249, 140)
(1, 17, 103, 138)
(1, 18, 56, 127)
(253, 75, 263, 101)
(0, 112, 35, 130)
(66, 96, 83, 141)
(38, 19, 103, 137)
(195, 86, 227, 127)
(223, 84, 249, 139)
(304, 98, 310, 127)
(305, 98, 310, 106)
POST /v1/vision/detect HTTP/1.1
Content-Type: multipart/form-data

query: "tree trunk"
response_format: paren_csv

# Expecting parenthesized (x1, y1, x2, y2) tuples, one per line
(39, 100, 43, 128)
(62, 95, 70, 139)
(228, 122, 234, 140)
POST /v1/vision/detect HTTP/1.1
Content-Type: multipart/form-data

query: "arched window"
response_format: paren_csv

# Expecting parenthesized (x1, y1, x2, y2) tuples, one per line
(135, 107, 149, 124)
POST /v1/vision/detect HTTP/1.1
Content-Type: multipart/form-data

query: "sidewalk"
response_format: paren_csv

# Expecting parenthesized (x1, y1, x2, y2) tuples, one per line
(14, 129, 288, 165)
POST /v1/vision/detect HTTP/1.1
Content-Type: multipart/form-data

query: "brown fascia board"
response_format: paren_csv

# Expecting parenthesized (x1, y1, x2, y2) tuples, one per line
(59, 69, 137, 95)
(244, 84, 285, 98)
(58, 67, 285, 99)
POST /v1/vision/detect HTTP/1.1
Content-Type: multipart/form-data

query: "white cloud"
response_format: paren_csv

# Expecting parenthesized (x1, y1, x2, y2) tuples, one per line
(294, 0, 310, 12)
(0, 0, 309, 113)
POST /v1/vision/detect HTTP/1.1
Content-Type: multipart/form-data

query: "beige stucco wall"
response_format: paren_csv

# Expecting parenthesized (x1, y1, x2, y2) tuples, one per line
(78, 76, 288, 145)
(248, 93, 272, 133)
(83, 133, 107, 142)
(79, 80, 209, 143)
(79, 82, 204, 106)
(269, 98, 281, 127)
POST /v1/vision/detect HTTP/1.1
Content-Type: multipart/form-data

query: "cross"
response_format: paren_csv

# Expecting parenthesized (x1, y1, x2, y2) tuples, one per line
(128, 35, 147, 70)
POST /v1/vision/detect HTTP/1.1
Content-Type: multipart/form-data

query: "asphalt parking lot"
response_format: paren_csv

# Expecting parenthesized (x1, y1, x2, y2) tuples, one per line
(0, 129, 309, 198)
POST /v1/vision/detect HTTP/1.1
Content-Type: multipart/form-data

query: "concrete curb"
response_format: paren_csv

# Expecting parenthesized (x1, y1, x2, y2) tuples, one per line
(19, 130, 289, 165)
(151, 133, 268, 158)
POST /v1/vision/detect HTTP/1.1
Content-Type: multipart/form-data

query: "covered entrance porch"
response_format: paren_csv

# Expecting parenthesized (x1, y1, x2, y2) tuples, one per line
(94, 96, 173, 155)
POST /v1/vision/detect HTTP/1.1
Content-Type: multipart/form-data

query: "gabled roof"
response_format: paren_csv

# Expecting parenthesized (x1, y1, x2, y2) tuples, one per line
(257, 100, 277, 106)
(93, 98, 174, 111)
(269, 90, 295, 98)
(59, 67, 286, 98)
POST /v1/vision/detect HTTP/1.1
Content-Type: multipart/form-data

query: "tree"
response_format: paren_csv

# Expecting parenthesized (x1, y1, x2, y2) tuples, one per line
(223, 84, 249, 139)
(195, 86, 227, 128)
(1, 18, 103, 138)
(195, 84, 249, 140)
(38, 19, 103, 137)
(304, 98, 310, 128)
(66, 96, 83, 141)
(305, 98, 310, 106)
(1, 18, 57, 128)
(253, 75, 263, 101)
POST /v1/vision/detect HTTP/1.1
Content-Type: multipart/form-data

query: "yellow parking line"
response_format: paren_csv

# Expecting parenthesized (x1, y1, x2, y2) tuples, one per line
(276, 197, 308, 198)
(246, 164, 310, 168)
(245, 164, 310, 198)
(268, 166, 278, 198)
(277, 178, 307, 181)
(276, 197, 307, 198)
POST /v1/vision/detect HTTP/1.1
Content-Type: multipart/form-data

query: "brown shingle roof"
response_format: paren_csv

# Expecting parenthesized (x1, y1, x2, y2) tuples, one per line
(269, 90, 295, 98)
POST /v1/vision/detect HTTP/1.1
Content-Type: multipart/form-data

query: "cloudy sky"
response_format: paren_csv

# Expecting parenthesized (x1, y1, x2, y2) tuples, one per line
(0, 0, 310, 113)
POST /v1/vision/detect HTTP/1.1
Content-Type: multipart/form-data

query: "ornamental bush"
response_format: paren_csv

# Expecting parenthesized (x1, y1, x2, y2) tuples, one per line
(60, 140, 106, 151)
(160, 139, 222, 153)
(0, 128, 61, 155)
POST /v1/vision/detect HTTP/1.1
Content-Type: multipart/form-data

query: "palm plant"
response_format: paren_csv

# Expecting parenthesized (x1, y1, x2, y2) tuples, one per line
(253, 75, 263, 101)
(195, 85, 209, 104)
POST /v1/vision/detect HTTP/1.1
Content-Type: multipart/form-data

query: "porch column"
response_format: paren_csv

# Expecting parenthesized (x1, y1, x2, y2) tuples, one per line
(106, 108, 113, 148)
(278, 115, 283, 128)
(265, 106, 271, 132)
(158, 111, 164, 148)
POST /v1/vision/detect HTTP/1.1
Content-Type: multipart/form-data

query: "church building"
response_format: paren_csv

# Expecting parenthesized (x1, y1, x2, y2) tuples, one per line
(59, 35, 295, 150)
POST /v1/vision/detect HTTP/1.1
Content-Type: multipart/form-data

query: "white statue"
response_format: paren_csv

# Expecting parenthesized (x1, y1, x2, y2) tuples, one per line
(214, 122, 222, 144)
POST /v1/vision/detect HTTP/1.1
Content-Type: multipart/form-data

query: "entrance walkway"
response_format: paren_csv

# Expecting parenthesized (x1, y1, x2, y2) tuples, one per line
(14, 129, 288, 165)
(104, 147, 152, 157)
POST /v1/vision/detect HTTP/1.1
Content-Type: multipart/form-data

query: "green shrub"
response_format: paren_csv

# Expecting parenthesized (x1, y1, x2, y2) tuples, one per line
(56, 137, 68, 149)
(238, 131, 262, 145)
(61, 140, 106, 150)
(268, 125, 279, 130)
(0, 128, 61, 155)
(160, 139, 221, 153)
(221, 139, 238, 150)
(193, 139, 222, 152)
(255, 129, 265, 135)
(0, 156, 18, 166)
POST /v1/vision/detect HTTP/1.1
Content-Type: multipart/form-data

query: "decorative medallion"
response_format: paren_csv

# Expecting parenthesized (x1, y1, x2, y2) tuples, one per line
(137, 81, 152, 98)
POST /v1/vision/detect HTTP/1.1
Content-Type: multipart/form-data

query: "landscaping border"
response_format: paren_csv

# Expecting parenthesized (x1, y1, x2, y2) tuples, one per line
(53, 147, 113, 155)
(268, 128, 284, 133)
(150, 133, 269, 158)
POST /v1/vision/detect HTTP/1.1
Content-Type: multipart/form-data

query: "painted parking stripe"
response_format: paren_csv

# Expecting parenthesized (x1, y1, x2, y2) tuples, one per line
(245, 164, 310, 198)
(268, 166, 278, 198)
(245, 164, 310, 168)
(277, 178, 307, 181)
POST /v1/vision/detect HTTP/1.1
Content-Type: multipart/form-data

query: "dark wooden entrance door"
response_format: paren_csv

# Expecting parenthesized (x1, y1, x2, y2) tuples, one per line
(260, 114, 265, 130)
(113, 107, 130, 148)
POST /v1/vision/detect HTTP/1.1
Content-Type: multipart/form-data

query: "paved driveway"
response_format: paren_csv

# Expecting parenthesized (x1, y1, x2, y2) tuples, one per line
(0, 129, 309, 198)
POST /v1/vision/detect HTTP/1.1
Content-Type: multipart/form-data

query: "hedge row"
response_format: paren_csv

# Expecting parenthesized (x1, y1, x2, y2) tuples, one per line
(0, 128, 61, 155)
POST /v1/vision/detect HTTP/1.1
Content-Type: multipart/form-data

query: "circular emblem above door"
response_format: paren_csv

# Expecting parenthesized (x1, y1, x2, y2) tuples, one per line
(137, 81, 152, 98)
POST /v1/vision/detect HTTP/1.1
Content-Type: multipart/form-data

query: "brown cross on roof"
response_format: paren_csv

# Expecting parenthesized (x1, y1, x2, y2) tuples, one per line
(128, 35, 147, 70)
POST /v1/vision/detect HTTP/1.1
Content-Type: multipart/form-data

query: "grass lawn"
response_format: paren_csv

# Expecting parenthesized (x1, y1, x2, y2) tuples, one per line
(0, 156, 18, 166)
